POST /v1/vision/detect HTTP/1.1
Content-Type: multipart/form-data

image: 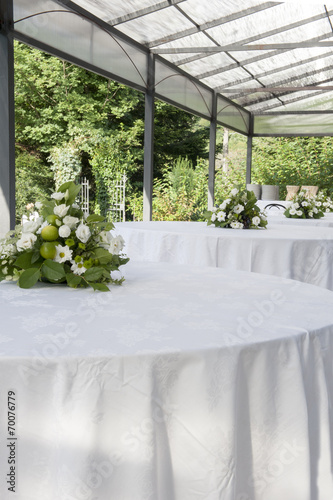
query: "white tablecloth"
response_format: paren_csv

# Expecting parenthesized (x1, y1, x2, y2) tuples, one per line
(257, 202, 333, 226)
(115, 221, 333, 290)
(267, 216, 333, 227)
(0, 261, 333, 499)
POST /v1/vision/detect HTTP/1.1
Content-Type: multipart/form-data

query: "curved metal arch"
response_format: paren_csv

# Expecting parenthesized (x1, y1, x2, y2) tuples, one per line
(155, 72, 213, 117)
(14, 9, 148, 88)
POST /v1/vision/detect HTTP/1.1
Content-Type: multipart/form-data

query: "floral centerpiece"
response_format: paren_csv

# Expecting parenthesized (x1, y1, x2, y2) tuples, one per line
(204, 187, 267, 229)
(0, 181, 129, 291)
(284, 189, 324, 219)
(316, 191, 333, 213)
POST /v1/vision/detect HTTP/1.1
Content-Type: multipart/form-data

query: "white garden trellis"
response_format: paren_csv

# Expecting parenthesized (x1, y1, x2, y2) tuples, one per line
(108, 174, 126, 223)
(79, 176, 90, 217)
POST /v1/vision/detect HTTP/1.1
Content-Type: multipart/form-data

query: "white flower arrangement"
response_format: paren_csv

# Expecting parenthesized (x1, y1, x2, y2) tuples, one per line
(0, 181, 129, 291)
(204, 187, 267, 229)
(316, 191, 333, 213)
(284, 189, 324, 219)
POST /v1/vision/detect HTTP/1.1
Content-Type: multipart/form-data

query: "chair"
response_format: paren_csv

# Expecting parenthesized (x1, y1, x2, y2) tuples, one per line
(264, 203, 286, 210)
(285, 186, 300, 201)
(300, 186, 318, 198)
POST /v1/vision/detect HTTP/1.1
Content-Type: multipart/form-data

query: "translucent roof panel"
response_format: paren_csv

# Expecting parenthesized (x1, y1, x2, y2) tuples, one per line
(13, 0, 149, 90)
(217, 95, 250, 134)
(115, 6, 195, 45)
(276, 91, 333, 112)
(254, 113, 333, 136)
(10, 0, 333, 135)
(154, 57, 213, 119)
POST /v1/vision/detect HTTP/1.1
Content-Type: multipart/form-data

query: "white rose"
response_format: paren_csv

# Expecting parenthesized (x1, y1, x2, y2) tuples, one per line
(63, 215, 79, 229)
(58, 225, 71, 238)
(309, 211, 313, 217)
(316, 201, 322, 207)
(289, 208, 297, 215)
(54, 204, 70, 218)
(16, 232, 37, 251)
(51, 192, 65, 200)
(75, 224, 91, 243)
(211, 213, 217, 222)
(35, 201, 43, 210)
(296, 210, 302, 216)
(301, 201, 308, 207)
(230, 188, 239, 196)
(108, 235, 125, 255)
(99, 230, 112, 245)
(252, 216, 261, 226)
(22, 221, 39, 233)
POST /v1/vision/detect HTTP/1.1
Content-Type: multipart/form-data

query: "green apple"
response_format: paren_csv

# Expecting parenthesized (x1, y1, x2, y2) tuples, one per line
(41, 225, 59, 241)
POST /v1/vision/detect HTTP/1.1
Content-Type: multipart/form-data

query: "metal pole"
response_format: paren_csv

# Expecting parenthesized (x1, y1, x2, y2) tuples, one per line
(143, 53, 155, 221)
(246, 137, 252, 185)
(246, 115, 254, 185)
(208, 93, 217, 210)
(0, 0, 15, 233)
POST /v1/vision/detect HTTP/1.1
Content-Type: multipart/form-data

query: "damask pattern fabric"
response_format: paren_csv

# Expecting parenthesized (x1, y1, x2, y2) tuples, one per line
(0, 261, 333, 499)
(115, 221, 333, 290)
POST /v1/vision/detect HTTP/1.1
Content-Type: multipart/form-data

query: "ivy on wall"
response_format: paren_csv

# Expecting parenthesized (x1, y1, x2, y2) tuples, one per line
(49, 143, 82, 189)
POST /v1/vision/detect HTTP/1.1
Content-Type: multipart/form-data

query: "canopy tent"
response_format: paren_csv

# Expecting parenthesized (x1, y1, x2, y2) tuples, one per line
(1, 0, 333, 230)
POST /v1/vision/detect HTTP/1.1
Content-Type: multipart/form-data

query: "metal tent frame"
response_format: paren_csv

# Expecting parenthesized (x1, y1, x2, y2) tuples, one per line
(1, 0, 333, 231)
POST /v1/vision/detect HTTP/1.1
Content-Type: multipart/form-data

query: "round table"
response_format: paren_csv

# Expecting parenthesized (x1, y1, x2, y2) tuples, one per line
(267, 216, 333, 227)
(115, 221, 333, 290)
(0, 261, 333, 500)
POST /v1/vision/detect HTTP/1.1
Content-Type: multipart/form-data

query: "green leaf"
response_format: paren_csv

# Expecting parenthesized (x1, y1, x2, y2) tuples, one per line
(31, 250, 41, 264)
(18, 268, 40, 289)
(58, 182, 81, 205)
(118, 256, 130, 267)
(66, 272, 82, 288)
(101, 222, 114, 231)
(15, 252, 42, 269)
(93, 247, 113, 265)
(41, 259, 66, 281)
(84, 266, 104, 281)
(86, 214, 105, 223)
(88, 281, 110, 292)
(41, 201, 56, 219)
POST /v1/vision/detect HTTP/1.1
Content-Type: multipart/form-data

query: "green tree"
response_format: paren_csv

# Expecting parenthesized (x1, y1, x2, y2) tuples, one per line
(14, 41, 211, 218)
(252, 137, 333, 198)
(15, 149, 54, 221)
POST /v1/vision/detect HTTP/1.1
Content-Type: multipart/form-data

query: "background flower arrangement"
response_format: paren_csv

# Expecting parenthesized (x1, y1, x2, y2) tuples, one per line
(0, 181, 129, 291)
(204, 187, 267, 229)
(316, 191, 333, 213)
(284, 189, 324, 219)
